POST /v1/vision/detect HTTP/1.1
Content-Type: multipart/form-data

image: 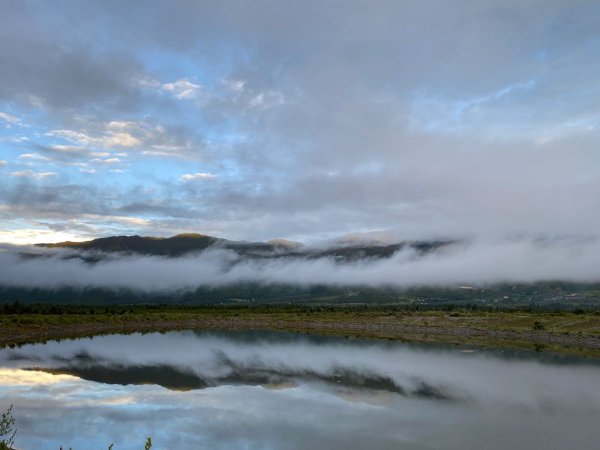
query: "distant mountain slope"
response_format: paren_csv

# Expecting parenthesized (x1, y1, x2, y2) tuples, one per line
(266, 239, 304, 248)
(36, 233, 454, 260)
(37, 233, 221, 256)
(318, 231, 398, 247)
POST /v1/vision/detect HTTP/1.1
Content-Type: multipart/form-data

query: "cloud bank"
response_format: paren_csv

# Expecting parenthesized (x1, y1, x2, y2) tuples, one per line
(1, 238, 600, 291)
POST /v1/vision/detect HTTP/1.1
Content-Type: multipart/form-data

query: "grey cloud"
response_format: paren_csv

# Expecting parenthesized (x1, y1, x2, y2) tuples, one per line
(1, 238, 600, 291)
(0, 4, 144, 113)
(116, 202, 202, 220)
(38, 121, 207, 162)
(0, 181, 98, 210)
(1, 1, 600, 243)
(25, 142, 95, 162)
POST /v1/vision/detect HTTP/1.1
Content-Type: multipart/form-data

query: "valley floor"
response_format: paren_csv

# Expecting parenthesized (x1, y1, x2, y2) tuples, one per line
(2, 309, 600, 358)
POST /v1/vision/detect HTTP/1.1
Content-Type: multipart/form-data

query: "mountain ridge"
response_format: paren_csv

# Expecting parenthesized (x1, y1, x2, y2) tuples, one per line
(35, 233, 453, 260)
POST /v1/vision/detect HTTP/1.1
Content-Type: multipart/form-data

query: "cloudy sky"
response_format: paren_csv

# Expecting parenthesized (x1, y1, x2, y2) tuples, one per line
(0, 0, 599, 245)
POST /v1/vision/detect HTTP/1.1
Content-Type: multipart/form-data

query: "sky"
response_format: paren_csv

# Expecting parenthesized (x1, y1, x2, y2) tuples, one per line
(1, 0, 599, 245)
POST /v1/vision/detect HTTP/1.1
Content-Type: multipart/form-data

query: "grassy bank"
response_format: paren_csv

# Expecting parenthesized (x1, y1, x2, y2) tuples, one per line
(1, 303, 600, 357)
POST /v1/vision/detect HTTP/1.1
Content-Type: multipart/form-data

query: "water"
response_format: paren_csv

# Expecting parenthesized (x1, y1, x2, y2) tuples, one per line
(1, 330, 600, 450)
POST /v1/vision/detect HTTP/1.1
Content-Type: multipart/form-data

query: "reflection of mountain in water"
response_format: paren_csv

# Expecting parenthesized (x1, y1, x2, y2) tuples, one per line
(30, 365, 209, 391)
(27, 356, 455, 401)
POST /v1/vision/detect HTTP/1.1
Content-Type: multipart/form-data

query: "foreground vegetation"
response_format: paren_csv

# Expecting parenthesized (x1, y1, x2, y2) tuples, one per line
(0, 406, 16, 450)
(1, 302, 599, 357)
(3, 300, 600, 330)
(0, 404, 151, 449)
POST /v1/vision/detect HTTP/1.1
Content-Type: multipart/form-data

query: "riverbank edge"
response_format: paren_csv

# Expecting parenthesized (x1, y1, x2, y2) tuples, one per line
(2, 317, 600, 358)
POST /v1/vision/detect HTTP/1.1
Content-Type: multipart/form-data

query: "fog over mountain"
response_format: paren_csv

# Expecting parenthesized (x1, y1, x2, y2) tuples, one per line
(0, 1, 599, 296)
(0, 234, 598, 292)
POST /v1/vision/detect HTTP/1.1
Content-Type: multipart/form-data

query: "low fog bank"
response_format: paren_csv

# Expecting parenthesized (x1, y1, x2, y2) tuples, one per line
(1, 238, 600, 292)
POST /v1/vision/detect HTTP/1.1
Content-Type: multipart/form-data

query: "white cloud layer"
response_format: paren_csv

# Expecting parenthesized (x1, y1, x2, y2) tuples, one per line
(0, 229, 88, 245)
(180, 172, 217, 181)
(9, 170, 57, 179)
(0, 111, 24, 125)
(1, 238, 600, 291)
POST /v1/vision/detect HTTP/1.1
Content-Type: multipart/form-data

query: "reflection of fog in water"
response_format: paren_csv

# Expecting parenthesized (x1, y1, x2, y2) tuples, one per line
(1, 331, 600, 449)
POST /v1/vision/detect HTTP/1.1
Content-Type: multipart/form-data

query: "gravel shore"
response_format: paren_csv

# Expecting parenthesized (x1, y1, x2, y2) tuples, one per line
(2, 317, 600, 352)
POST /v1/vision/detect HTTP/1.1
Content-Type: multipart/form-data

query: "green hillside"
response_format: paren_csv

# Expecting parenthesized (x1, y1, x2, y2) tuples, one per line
(37, 233, 221, 256)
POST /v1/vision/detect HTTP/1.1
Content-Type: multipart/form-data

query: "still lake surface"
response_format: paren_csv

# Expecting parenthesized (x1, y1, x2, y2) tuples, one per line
(1, 330, 600, 449)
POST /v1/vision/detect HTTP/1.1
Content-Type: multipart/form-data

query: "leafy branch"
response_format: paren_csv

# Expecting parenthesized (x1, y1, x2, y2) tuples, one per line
(0, 405, 17, 450)
(2, 405, 151, 450)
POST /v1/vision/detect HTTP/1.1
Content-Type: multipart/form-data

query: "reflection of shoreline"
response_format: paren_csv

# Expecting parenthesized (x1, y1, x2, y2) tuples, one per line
(2, 317, 600, 358)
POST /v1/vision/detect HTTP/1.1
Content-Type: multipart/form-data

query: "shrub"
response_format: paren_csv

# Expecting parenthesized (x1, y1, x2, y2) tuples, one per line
(1, 405, 151, 450)
(532, 321, 545, 331)
(0, 405, 16, 450)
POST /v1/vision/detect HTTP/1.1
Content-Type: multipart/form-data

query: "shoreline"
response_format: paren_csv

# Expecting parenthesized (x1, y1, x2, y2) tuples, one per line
(2, 316, 600, 357)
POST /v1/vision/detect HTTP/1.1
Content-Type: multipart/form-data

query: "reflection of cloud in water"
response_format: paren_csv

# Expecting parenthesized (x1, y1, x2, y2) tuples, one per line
(4, 330, 599, 409)
(0, 367, 77, 386)
(0, 331, 600, 450)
